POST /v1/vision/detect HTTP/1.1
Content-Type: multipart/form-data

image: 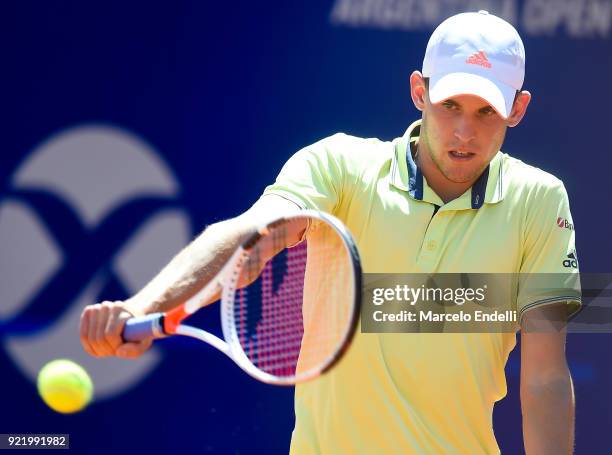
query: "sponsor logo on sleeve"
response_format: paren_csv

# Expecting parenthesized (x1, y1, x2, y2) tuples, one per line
(557, 217, 574, 231)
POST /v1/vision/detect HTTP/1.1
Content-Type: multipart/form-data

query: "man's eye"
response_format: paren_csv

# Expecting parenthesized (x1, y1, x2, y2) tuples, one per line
(481, 107, 495, 115)
(442, 102, 456, 109)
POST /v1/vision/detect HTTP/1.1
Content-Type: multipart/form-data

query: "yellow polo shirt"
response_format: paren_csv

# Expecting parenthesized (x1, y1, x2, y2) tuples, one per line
(263, 120, 581, 454)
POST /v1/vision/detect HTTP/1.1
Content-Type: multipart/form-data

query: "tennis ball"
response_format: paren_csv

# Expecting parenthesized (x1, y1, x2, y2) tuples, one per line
(37, 359, 93, 414)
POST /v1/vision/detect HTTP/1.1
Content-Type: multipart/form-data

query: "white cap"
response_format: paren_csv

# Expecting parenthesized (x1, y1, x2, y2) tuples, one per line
(422, 10, 525, 119)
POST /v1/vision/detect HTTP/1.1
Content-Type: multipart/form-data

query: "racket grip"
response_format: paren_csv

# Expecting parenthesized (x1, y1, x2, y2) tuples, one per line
(122, 313, 166, 342)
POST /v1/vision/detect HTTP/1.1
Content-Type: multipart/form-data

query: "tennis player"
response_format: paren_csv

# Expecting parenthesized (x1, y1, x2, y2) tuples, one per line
(80, 11, 580, 454)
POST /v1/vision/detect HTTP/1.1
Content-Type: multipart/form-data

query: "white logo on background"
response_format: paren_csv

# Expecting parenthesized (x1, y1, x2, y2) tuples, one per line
(0, 124, 191, 401)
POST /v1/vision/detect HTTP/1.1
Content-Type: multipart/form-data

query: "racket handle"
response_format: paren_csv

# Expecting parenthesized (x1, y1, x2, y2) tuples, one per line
(122, 313, 166, 342)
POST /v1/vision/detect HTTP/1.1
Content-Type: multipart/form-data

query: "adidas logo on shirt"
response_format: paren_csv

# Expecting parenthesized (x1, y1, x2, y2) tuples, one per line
(563, 251, 578, 269)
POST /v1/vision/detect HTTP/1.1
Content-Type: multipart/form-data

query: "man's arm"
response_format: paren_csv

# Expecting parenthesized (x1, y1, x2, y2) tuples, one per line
(79, 195, 304, 359)
(520, 304, 575, 455)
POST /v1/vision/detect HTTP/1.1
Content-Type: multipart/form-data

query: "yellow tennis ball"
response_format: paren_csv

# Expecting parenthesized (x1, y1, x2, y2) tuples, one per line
(37, 359, 93, 414)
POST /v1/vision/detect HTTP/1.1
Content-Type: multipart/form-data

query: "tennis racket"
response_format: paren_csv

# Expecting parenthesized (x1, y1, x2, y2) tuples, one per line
(122, 210, 361, 385)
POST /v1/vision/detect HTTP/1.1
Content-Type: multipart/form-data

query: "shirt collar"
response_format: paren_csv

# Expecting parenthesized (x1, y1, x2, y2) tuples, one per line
(391, 120, 505, 210)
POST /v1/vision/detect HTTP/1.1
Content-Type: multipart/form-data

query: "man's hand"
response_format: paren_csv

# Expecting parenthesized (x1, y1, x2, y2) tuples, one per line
(79, 300, 153, 359)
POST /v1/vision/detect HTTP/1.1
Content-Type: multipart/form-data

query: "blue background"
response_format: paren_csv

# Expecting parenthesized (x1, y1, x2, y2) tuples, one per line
(1, 1, 611, 453)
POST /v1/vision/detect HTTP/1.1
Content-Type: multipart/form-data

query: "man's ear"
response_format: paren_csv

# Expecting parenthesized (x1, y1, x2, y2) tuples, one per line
(507, 90, 531, 127)
(410, 71, 427, 112)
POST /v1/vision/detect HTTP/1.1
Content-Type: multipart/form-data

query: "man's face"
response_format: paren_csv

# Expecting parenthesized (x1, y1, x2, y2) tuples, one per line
(419, 90, 509, 184)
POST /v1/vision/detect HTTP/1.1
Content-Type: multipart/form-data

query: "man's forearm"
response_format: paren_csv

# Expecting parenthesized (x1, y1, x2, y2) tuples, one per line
(521, 372, 575, 455)
(125, 216, 256, 315)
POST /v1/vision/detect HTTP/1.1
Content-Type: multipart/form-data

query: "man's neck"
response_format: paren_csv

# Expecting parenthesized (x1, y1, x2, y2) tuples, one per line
(412, 142, 475, 204)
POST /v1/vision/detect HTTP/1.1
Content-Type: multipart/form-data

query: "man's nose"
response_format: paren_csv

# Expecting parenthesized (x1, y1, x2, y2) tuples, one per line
(453, 116, 477, 144)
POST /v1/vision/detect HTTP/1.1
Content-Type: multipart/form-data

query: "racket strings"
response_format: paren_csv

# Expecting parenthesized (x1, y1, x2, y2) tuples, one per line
(233, 217, 354, 379)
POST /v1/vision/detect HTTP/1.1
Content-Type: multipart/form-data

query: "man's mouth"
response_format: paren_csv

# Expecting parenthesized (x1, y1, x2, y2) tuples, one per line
(448, 150, 475, 160)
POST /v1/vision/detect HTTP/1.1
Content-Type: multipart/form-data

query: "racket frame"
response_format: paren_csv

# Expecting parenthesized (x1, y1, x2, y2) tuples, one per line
(220, 210, 361, 384)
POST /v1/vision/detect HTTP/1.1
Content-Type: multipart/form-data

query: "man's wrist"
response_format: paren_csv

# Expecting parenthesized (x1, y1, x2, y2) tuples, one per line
(123, 296, 150, 317)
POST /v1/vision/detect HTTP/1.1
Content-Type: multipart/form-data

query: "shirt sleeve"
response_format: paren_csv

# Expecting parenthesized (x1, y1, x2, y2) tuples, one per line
(517, 180, 581, 321)
(262, 134, 347, 214)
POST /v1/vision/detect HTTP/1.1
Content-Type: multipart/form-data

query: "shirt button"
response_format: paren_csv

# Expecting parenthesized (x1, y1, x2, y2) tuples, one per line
(426, 240, 437, 251)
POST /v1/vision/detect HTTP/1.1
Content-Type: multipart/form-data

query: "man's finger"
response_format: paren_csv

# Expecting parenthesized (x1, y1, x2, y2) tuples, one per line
(94, 304, 115, 356)
(87, 305, 104, 357)
(79, 308, 97, 358)
(105, 305, 128, 351)
(116, 339, 152, 359)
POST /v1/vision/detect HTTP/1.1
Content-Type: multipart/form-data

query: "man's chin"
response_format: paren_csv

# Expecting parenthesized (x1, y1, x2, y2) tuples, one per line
(442, 170, 482, 185)
(441, 161, 490, 182)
